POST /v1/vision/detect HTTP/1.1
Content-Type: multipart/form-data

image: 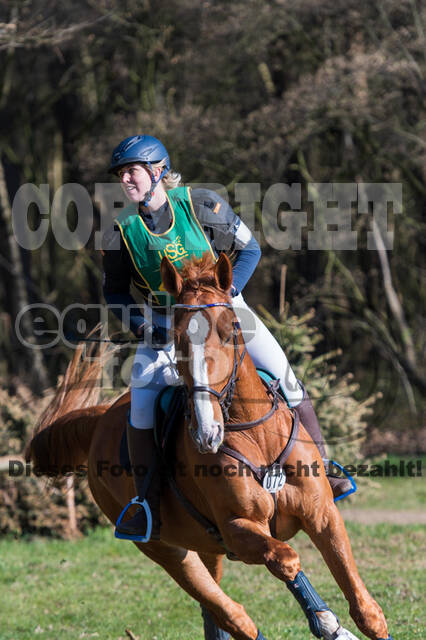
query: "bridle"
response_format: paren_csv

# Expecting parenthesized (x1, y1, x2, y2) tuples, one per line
(173, 302, 280, 430)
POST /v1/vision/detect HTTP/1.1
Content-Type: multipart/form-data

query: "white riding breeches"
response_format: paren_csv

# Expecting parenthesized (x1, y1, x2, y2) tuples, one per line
(130, 295, 304, 429)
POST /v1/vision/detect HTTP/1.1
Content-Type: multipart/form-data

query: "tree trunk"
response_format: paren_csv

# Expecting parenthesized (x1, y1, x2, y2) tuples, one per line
(0, 160, 49, 391)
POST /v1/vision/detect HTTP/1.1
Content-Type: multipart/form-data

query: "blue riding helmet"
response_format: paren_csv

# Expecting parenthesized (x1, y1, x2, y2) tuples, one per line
(108, 135, 170, 174)
(109, 135, 171, 205)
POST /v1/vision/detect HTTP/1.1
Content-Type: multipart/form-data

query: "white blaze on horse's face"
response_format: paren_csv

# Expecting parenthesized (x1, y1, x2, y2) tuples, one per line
(187, 311, 224, 454)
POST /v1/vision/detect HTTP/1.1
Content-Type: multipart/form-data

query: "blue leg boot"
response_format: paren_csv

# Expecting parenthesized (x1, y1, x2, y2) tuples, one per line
(200, 605, 230, 640)
(286, 571, 338, 638)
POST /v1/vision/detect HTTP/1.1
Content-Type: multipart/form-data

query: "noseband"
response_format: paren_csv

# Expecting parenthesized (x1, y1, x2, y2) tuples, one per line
(173, 302, 280, 430)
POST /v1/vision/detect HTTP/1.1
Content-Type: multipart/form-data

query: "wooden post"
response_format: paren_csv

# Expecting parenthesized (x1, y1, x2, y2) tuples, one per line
(65, 475, 78, 538)
(0, 455, 24, 472)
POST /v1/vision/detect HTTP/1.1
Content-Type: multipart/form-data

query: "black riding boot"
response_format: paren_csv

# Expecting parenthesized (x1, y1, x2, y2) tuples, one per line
(295, 383, 353, 499)
(115, 423, 161, 540)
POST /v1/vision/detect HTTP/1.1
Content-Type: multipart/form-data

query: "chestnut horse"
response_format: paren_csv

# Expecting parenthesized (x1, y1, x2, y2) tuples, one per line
(27, 254, 393, 640)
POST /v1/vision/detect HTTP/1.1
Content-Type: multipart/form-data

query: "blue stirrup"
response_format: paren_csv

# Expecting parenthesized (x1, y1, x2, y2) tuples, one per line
(114, 496, 153, 543)
(328, 459, 357, 502)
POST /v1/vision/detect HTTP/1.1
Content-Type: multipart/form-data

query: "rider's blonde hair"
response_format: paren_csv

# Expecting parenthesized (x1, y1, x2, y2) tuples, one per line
(151, 159, 181, 190)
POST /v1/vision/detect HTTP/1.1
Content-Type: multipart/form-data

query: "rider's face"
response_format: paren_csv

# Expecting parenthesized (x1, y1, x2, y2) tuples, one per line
(117, 163, 152, 203)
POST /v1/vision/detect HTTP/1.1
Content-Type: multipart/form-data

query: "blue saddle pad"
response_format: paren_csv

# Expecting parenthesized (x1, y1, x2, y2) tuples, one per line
(158, 385, 176, 414)
(256, 368, 277, 388)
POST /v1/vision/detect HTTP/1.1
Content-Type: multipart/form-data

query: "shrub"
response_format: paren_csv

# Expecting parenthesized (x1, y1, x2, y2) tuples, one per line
(258, 307, 379, 462)
(0, 384, 105, 537)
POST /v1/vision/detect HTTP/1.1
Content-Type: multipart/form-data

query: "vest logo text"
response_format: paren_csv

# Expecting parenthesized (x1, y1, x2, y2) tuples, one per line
(158, 236, 189, 262)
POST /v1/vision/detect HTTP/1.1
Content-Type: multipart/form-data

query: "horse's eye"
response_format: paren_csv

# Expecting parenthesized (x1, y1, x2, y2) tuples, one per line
(221, 335, 232, 346)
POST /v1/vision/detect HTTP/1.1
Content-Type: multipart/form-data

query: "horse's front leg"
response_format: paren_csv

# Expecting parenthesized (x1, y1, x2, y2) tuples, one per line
(90, 480, 263, 639)
(305, 503, 393, 640)
(221, 517, 374, 640)
(144, 543, 264, 640)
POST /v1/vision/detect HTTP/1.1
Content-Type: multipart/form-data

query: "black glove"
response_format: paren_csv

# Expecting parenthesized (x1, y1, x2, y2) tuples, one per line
(135, 322, 170, 349)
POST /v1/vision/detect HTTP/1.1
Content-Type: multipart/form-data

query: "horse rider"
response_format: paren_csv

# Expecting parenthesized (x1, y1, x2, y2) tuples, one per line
(102, 134, 352, 541)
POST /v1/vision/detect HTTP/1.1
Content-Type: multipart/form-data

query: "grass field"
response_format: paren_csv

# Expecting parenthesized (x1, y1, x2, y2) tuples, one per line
(0, 459, 424, 640)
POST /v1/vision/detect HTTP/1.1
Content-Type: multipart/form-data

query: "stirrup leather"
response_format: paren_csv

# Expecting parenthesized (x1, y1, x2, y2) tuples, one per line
(115, 496, 153, 542)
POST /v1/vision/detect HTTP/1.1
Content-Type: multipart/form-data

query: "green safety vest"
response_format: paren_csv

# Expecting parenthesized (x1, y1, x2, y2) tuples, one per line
(115, 186, 216, 306)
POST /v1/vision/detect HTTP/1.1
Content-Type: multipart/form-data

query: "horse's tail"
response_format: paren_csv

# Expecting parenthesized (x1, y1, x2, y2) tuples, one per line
(25, 342, 115, 475)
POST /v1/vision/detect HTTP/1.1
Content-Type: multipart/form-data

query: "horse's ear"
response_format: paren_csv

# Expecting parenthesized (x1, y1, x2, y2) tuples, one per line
(214, 253, 233, 293)
(161, 256, 183, 298)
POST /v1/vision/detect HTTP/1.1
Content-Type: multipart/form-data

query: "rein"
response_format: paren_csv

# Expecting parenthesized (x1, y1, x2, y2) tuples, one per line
(173, 302, 280, 430)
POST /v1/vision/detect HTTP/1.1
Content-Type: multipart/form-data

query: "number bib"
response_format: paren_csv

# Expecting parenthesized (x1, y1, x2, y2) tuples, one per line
(262, 465, 286, 494)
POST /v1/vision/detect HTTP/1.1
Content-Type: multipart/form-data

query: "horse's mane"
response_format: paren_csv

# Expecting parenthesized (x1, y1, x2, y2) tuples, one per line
(180, 254, 220, 293)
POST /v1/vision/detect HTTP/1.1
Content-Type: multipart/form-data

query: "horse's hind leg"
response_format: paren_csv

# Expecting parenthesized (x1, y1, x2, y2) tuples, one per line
(198, 551, 225, 585)
(142, 544, 262, 640)
(198, 552, 230, 640)
(306, 504, 392, 640)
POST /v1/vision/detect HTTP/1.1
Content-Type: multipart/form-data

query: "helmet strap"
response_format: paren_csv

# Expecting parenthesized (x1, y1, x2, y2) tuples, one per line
(141, 161, 170, 207)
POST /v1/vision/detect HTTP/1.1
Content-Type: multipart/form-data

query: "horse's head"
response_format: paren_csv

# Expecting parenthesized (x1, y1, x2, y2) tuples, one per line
(161, 253, 240, 454)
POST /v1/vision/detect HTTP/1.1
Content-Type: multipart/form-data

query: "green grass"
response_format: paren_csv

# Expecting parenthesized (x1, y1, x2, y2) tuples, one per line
(0, 522, 424, 640)
(1, 458, 425, 640)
